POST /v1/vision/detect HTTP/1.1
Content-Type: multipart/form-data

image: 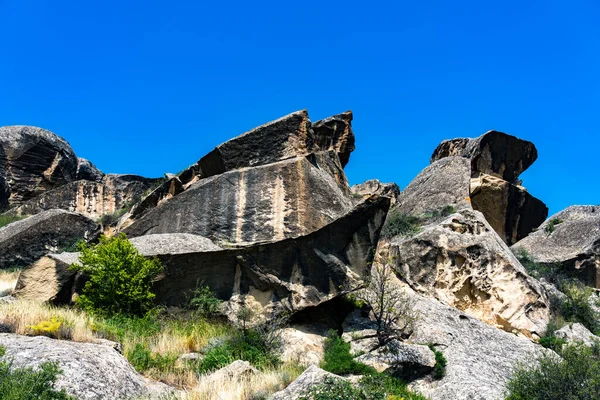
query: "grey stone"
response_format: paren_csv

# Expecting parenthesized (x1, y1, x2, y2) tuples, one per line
(76, 158, 104, 182)
(271, 365, 347, 400)
(311, 110, 355, 167)
(278, 325, 328, 366)
(0, 333, 173, 400)
(554, 323, 600, 347)
(512, 205, 600, 288)
(203, 360, 258, 382)
(351, 179, 400, 204)
(0, 209, 99, 270)
(129, 233, 222, 255)
(0, 126, 78, 211)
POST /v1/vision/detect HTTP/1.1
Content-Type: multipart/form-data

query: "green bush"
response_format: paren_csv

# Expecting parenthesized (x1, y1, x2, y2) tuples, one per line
(422, 205, 456, 221)
(428, 344, 447, 379)
(70, 233, 163, 316)
(0, 346, 71, 400)
(0, 213, 25, 229)
(126, 343, 177, 372)
(381, 209, 421, 238)
(198, 328, 280, 373)
(187, 283, 221, 316)
(320, 331, 377, 376)
(544, 218, 563, 234)
(506, 344, 600, 400)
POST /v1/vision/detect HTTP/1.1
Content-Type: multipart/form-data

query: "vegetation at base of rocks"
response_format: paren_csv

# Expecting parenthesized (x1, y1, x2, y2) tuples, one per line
(505, 343, 600, 400)
(428, 344, 447, 380)
(27, 317, 73, 340)
(98, 200, 137, 228)
(186, 282, 222, 316)
(299, 374, 428, 400)
(0, 267, 21, 297)
(355, 262, 418, 346)
(544, 218, 563, 234)
(515, 249, 600, 335)
(0, 346, 71, 400)
(0, 213, 25, 230)
(57, 239, 85, 253)
(381, 205, 457, 239)
(320, 331, 377, 376)
(70, 233, 163, 317)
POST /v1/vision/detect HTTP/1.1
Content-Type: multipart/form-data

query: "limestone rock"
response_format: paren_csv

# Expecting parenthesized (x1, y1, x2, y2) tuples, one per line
(0, 333, 172, 400)
(404, 290, 549, 400)
(278, 325, 327, 366)
(381, 209, 551, 337)
(471, 173, 548, 245)
(431, 130, 537, 182)
(76, 158, 104, 182)
(124, 152, 354, 245)
(206, 360, 258, 381)
(395, 157, 472, 217)
(0, 210, 99, 270)
(351, 179, 400, 204)
(312, 111, 355, 167)
(554, 323, 600, 347)
(512, 206, 600, 288)
(0, 126, 78, 211)
(12, 174, 160, 220)
(121, 176, 184, 227)
(271, 365, 347, 400)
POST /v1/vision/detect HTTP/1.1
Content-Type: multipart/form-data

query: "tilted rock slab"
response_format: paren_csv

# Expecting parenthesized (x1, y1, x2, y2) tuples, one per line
(351, 178, 400, 204)
(381, 209, 551, 337)
(512, 205, 600, 287)
(0, 126, 78, 211)
(124, 151, 353, 245)
(11, 174, 160, 220)
(0, 333, 171, 400)
(430, 130, 548, 245)
(0, 209, 99, 270)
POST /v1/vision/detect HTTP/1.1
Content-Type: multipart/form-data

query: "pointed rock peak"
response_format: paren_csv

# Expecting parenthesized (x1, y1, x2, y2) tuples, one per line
(312, 110, 355, 167)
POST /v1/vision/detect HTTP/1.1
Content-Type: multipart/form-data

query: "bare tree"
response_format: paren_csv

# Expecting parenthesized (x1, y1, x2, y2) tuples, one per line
(356, 260, 418, 346)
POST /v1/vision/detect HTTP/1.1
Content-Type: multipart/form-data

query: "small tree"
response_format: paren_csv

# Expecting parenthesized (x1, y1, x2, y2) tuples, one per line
(70, 233, 163, 316)
(356, 261, 418, 346)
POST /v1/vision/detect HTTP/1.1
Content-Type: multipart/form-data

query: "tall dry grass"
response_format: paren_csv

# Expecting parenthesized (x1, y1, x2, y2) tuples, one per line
(0, 268, 21, 297)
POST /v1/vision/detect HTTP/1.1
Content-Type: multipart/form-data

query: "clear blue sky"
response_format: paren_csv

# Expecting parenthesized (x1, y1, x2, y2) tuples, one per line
(1, 0, 598, 215)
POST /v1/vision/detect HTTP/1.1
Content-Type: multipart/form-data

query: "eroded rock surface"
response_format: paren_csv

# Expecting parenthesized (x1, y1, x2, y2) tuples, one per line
(381, 209, 551, 337)
(0, 333, 171, 400)
(0, 126, 78, 211)
(0, 209, 99, 270)
(76, 158, 104, 182)
(512, 206, 600, 288)
(554, 323, 600, 347)
(351, 179, 400, 204)
(271, 365, 346, 400)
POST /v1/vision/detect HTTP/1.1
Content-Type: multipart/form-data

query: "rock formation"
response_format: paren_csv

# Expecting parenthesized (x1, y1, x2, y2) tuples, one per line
(0, 126, 78, 211)
(512, 205, 600, 287)
(0, 333, 171, 400)
(431, 130, 548, 245)
(351, 179, 400, 204)
(0, 209, 99, 270)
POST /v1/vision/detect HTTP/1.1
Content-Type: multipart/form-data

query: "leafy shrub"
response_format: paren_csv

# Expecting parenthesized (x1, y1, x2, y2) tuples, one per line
(428, 344, 447, 379)
(544, 218, 563, 234)
(506, 343, 600, 400)
(0, 346, 71, 400)
(198, 328, 280, 373)
(126, 343, 177, 372)
(538, 336, 567, 352)
(381, 209, 422, 238)
(187, 282, 221, 316)
(320, 331, 377, 376)
(299, 376, 370, 400)
(0, 213, 25, 230)
(70, 233, 163, 316)
(27, 317, 72, 340)
(422, 205, 456, 221)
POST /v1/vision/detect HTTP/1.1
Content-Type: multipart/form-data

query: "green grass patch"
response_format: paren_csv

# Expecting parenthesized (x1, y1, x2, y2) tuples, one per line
(0, 213, 25, 230)
(428, 344, 447, 379)
(544, 218, 563, 234)
(320, 331, 377, 376)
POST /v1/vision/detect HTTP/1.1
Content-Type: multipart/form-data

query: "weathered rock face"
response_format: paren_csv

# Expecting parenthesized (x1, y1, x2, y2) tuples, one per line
(396, 157, 472, 216)
(271, 365, 346, 400)
(278, 325, 328, 366)
(311, 111, 355, 167)
(0, 209, 99, 270)
(381, 209, 551, 337)
(470, 173, 548, 245)
(18, 197, 390, 322)
(351, 179, 400, 204)
(11, 174, 159, 220)
(76, 158, 104, 182)
(0, 333, 171, 400)
(430, 130, 547, 245)
(431, 130, 537, 183)
(405, 290, 549, 400)
(512, 206, 600, 287)
(124, 152, 353, 245)
(0, 126, 78, 211)
(554, 323, 600, 347)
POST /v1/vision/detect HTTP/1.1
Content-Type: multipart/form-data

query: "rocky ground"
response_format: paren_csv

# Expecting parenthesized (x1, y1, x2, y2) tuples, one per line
(0, 111, 598, 399)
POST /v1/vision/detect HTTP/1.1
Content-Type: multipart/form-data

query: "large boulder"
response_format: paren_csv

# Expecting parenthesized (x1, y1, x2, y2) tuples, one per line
(271, 365, 347, 400)
(430, 130, 547, 245)
(431, 130, 537, 183)
(351, 179, 400, 204)
(470, 173, 548, 245)
(512, 206, 600, 288)
(11, 174, 160, 220)
(405, 290, 550, 400)
(380, 209, 551, 337)
(124, 151, 353, 245)
(0, 209, 99, 270)
(0, 333, 171, 400)
(0, 126, 78, 211)
(554, 323, 600, 347)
